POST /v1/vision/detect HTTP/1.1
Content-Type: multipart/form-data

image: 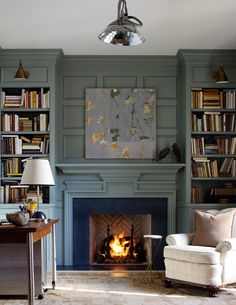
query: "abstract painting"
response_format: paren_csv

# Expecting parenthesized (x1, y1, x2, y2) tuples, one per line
(85, 88, 156, 159)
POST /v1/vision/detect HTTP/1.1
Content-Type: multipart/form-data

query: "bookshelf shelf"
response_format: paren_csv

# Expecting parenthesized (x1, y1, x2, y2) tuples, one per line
(0, 87, 51, 204)
(192, 131, 236, 135)
(192, 177, 236, 181)
(192, 109, 236, 113)
(191, 88, 236, 205)
(192, 154, 236, 158)
(1, 131, 50, 135)
(1, 108, 49, 113)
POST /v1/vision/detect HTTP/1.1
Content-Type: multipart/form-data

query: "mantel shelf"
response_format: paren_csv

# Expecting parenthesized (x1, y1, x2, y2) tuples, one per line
(56, 163, 185, 175)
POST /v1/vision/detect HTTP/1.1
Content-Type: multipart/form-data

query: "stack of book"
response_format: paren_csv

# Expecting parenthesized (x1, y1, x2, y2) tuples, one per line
(1, 93, 23, 108)
(202, 89, 223, 108)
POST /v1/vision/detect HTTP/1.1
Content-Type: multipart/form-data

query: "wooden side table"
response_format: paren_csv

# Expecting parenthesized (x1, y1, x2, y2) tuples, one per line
(0, 218, 59, 305)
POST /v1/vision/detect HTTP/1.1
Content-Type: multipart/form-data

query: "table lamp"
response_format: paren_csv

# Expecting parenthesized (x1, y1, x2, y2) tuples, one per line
(20, 158, 55, 219)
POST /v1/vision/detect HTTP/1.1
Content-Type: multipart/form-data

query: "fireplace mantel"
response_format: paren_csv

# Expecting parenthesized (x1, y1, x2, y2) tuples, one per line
(56, 163, 185, 181)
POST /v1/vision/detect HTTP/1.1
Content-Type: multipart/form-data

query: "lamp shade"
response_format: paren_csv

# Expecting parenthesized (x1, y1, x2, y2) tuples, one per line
(98, 20, 145, 46)
(20, 159, 55, 186)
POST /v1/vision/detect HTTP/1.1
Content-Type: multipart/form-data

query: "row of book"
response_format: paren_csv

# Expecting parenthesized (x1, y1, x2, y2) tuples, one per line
(191, 89, 236, 109)
(191, 186, 204, 203)
(0, 183, 44, 204)
(1, 135, 49, 155)
(192, 112, 236, 132)
(191, 136, 236, 155)
(192, 157, 236, 177)
(1, 113, 49, 132)
(1, 158, 24, 177)
(1, 89, 50, 109)
(191, 183, 236, 204)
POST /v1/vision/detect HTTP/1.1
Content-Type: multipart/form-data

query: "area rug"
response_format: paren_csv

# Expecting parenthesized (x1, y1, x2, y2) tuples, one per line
(0, 271, 236, 305)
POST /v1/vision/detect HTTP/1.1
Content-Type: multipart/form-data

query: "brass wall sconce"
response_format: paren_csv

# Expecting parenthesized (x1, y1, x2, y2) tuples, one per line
(15, 61, 30, 79)
(213, 65, 229, 84)
(98, 0, 145, 46)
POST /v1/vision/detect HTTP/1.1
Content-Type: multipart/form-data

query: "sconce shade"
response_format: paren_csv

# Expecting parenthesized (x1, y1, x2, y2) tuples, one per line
(15, 61, 30, 79)
(214, 65, 229, 84)
(98, 0, 145, 46)
(20, 159, 55, 186)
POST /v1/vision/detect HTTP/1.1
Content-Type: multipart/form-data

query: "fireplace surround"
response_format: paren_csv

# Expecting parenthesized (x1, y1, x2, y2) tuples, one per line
(73, 197, 167, 268)
(59, 163, 184, 268)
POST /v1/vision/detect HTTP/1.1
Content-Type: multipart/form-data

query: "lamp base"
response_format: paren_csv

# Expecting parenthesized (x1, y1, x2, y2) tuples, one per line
(32, 211, 47, 220)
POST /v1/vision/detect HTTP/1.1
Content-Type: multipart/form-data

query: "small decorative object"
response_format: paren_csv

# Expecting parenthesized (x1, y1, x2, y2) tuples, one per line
(172, 143, 181, 163)
(86, 88, 156, 159)
(6, 211, 29, 226)
(156, 147, 170, 162)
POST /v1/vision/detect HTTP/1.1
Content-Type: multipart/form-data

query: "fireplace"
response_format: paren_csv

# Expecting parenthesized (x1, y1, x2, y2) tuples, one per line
(89, 214, 151, 265)
(72, 198, 167, 269)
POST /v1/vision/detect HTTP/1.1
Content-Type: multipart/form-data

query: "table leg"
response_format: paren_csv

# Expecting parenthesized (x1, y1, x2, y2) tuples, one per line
(51, 223, 57, 289)
(26, 232, 35, 305)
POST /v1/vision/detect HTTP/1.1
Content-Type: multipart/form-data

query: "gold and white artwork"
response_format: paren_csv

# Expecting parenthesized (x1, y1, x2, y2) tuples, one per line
(85, 88, 156, 159)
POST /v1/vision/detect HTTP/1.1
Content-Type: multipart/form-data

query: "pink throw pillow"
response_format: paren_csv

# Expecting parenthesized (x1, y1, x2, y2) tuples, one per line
(192, 209, 235, 247)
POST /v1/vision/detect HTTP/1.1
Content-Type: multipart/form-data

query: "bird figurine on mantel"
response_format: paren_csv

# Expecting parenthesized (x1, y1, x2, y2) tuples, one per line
(156, 147, 170, 162)
(172, 143, 181, 163)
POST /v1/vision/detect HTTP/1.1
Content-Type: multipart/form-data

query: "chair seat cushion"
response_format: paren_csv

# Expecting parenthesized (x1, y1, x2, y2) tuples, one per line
(164, 245, 220, 264)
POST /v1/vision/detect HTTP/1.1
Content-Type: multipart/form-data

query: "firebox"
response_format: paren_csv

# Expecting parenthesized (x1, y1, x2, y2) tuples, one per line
(89, 214, 151, 265)
(73, 197, 167, 269)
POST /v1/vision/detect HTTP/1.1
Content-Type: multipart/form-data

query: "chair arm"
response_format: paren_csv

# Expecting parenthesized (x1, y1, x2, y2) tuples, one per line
(215, 238, 236, 253)
(166, 233, 194, 246)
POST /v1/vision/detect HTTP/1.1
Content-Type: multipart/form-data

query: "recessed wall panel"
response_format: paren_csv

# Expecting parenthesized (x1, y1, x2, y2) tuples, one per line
(157, 106, 176, 128)
(64, 135, 84, 159)
(63, 105, 84, 129)
(143, 77, 176, 99)
(2, 67, 48, 83)
(63, 76, 97, 100)
(103, 76, 137, 88)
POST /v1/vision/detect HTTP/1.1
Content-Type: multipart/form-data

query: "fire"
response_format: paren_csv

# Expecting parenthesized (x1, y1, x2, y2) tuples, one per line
(109, 233, 130, 257)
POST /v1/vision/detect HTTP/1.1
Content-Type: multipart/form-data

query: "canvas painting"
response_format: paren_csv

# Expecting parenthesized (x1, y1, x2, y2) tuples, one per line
(85, 88, 156, 159)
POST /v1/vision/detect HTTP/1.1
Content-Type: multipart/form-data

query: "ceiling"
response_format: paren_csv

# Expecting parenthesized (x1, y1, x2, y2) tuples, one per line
(0, 0, 236, 56)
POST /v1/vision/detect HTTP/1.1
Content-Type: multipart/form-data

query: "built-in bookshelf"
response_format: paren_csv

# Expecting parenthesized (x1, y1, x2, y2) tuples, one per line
(191, 88, 236, 204)
(0, 87, 50, 204)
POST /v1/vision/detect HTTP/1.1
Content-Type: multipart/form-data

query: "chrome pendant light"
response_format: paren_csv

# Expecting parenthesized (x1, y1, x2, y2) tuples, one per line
(98, 0, 145, 46)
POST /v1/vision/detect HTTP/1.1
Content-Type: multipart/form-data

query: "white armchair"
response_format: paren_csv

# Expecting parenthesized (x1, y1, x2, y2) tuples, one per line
(164, 208, 236, 297)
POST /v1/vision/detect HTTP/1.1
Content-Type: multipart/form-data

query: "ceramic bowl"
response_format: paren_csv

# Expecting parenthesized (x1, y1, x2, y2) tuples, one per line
(6, 212, 30, 226)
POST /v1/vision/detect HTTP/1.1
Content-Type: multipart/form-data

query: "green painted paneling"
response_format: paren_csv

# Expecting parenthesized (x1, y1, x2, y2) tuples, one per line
(63, 105, 84, 129)
(57, 57, 178, 164)
(63, 76, 97, 99)
(157, 106, 176, 129)
(63, 135, 84, 159)
(143, 76, 176, 99)
(103, 76, 137, 88)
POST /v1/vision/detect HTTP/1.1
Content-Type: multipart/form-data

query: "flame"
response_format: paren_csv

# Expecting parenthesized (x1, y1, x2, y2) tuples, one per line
(109, 233, 130, 257)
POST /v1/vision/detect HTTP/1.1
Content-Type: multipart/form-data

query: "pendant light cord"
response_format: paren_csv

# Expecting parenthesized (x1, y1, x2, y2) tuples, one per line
(117, 0, 143, 27)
